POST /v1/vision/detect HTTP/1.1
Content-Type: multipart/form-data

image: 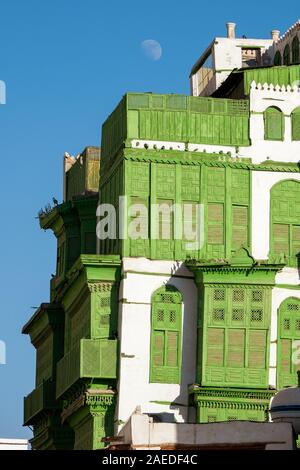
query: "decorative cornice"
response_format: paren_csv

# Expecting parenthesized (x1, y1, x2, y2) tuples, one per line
(190, 386, 275, 403)
(87, 282, 113, 293)
(250, 80, 300, 93)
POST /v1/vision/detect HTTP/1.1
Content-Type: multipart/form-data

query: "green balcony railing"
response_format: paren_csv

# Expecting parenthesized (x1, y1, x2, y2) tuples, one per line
(101, 93, 250, 163)
(56, 338, 118, 399)
(24, 379, 57, 425)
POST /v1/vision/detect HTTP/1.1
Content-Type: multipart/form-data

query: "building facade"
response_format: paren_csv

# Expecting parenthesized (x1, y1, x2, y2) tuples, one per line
(23, 22, 300, 449)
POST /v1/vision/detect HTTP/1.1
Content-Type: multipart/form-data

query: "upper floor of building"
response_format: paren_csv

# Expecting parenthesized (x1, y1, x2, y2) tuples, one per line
(190, 20, 300, 97)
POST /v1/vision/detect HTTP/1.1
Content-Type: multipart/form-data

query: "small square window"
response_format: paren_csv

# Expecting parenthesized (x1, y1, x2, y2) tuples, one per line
(251, 309, 263, 322)
(232, 290, 245, 303)
(213, 309, 225, 321)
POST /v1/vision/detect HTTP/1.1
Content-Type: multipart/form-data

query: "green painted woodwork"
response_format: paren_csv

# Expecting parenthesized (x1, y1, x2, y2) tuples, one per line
(40, 193, 98, 289)
(274, 51, 282, 66)
(284, 44, 290, 66)
(264, 107, 284, 141)
(101, 93, 250, 166)
(65, 147, 100, 201)
(270, 179, 300, 267)
(202, 285, 271, 387)
(292, 107, 300, 141)
(30, 415, 74, 450)
(22, 303, 65, 425)
(188, 250, 282, 390)
(67, 391, 116, 450)
(100, 155, 251, 261)
(56, 338, 118, 398)
(24, 379, 57, 426)
(292, 36, 300, 64)
(150, 285, 182, 384)
(242, 64, 300, 94)
(190, 386, 274, 423)
(277, 297, 300, 390)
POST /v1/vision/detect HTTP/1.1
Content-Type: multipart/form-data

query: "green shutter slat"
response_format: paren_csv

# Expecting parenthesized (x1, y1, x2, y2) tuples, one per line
(248, 330, 266, 369)
(227, 329, 245, 367)
(207, 203, 224, 244)
(153, 331, 164, 366)
(232, 205, 248, 249)
(166, 331, 178, 366)
(207, 328, 224, 366)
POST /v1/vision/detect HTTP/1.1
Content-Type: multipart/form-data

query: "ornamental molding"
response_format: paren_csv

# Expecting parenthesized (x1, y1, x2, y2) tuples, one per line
(276, 20, 300, 44)
(191, 388, 274, 401)
(250, 81, 300, 94)
(196, 401, 268, 410)
(199, 283, 273, 289)
(61, 394, 85, 423)
(87, 282, 113, 293)
(122, 151, 300, 173)
(85, 393, 116, 411)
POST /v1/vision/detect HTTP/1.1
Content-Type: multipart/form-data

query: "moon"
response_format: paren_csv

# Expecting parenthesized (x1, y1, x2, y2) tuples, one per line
(141, 39, 162, 61)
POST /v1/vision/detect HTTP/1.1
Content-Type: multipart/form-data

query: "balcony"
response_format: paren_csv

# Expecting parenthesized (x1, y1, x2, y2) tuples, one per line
(56, 338, 118, 399)
(24, 379, 57, 425)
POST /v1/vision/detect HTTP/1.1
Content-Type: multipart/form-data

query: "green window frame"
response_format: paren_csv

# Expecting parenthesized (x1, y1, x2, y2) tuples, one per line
(283, 44, 290, 65)
(274, 50, 282, 66)
(270, 180, 300, 267)
(150, 285, 182, 384)
(264, 106, 284, 141)
(292, 107, 300, 141)
(277, 298, 300, 390)
(204, 286, 270, 387)
(292, 36, 300, 64)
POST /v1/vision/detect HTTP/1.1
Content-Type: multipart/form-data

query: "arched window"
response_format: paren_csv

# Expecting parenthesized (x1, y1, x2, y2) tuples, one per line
(270, 179, 300, 267)
(277, 297, 300, 389)
(264, 106, 284, 141)
(150, 285, 182, 384)
(292, 36, 300, 64)
(291, 106, 300, 140)
(283, 44, 290, 65)
(274, 50, 282, 66)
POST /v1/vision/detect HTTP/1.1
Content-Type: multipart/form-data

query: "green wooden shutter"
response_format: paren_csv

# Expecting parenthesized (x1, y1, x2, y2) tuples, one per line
(248, 330, 266, 369)
(150, 286, 182, 384)
(207, 328, 224, 366)
(232, 205, 248, 249)
(292, 108, 300, 141)
(153, 331, 165, 366)
(207, 203, 224, 244)
(264, 107, 284, 141)
(166, 331, 179, 366)
(273, 223, 289, 255)
(227, 329, 245, 367)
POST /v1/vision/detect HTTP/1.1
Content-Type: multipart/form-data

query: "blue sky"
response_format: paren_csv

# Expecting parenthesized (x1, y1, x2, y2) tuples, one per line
(0, 0, 299, 439)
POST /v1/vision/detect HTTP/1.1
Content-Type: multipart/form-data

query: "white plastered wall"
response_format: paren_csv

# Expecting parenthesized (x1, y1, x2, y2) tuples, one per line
(116, 258, 197, 431)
